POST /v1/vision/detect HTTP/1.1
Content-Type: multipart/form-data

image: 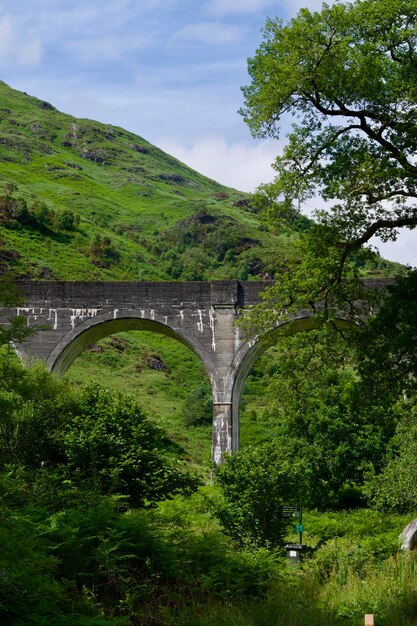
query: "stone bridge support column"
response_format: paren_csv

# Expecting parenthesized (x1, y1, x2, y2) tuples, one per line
(209, 282, 242, 464)
(212, 403, 233, 465)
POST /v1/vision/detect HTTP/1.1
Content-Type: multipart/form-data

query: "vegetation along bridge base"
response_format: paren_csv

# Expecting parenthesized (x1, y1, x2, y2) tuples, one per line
(1, 279, 390, 463)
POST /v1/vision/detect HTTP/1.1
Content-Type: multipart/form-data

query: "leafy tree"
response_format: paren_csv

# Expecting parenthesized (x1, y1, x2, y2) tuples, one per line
(54, 208, 79, 231)
(0, 278, 34, 346)
(241, 271, 417, 511)
(241, 0, 417, 306)
(64, 384, 200, 507)
(0, 351, 199, 508)
(350, 271, 417, 511)
(90, 235, 121, 266)
(183, 381, 212, 426)
(356, 270, 417, 403)
(30, 200, 55, 229)
(213, 442, 310, 548)
(236, 2, 417, 517)
(257, 328, 397, 508)
(366, 402, 417, 513)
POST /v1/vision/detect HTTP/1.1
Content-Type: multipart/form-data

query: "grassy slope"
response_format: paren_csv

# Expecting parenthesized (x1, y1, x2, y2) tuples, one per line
(0, 80, 296, 282)
(65, 331, 213, 469)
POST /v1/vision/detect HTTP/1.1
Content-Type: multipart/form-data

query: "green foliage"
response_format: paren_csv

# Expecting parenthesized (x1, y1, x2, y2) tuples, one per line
(242, 0, 417, 242)
(90, 235, 120, 266)
(0, 314, 33, 345)
(366, 403, 417, 512)
(213, 442, 310, 548)
(54, 208, 80, 231)
(239, 326, 398, 510)
(0, 344, 416, 625)
(357, 271, 417, 403)
(63, 384, 200, 506)
(240, 0, 413, 320)
(183, 381, 212, 426)
(318, 551, 417, 625)
(0, 351, 199, 509)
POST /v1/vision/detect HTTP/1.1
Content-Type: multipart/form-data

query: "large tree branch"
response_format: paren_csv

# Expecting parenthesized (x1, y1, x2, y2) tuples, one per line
(304, 92, 417, 176)
(293, 123, 362, 175)
(357, 115, 417, 174)
(364, 189, 417, 204)
(332, 214, 417, 286)
(308, 91, 387, 124)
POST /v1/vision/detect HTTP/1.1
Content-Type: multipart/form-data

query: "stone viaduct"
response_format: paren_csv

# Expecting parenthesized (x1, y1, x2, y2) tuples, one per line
(0, 279, 391, 463)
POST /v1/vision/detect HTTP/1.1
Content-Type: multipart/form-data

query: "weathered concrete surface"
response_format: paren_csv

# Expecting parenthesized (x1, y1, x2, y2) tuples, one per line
(0, 279, 393, 462)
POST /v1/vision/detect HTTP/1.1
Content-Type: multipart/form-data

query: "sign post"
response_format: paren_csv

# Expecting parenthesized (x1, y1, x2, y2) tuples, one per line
(282, 505, 304, 563)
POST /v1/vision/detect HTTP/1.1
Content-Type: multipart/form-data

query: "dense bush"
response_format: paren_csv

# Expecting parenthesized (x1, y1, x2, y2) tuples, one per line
(183, 381, 212, 426)
(63, 384, 200, 506)
(0, 350, 199, 508)
(90, 235, 121, 266)
(0, 189, 79, 232)
(213, 442, 310, 548)
(365, 403, 417, 513)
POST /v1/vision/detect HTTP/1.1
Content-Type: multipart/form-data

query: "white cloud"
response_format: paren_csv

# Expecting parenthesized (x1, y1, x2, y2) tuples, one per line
(174, 21, 244, 44)
(205, 0, 277, 16)
(156, 134, 280, 192)
(62, 34, 152, 63)
(206, 0, 335, 18)
(281, 0, 335, 17)
(0, 15, 42, 67)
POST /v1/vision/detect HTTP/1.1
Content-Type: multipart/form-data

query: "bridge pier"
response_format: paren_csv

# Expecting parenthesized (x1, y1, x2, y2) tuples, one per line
(212, 403, 233, 464)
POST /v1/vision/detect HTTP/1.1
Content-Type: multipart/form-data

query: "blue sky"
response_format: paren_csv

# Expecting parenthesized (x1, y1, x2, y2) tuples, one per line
(0, 0, 415, 265)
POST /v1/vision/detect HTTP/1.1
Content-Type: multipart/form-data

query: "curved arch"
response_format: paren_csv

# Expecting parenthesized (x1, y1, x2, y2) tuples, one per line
(230, 316, 356, 450)
(46, 311, 217, 381)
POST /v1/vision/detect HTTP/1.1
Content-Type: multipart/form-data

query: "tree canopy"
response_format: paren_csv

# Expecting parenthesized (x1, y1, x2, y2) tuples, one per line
(241, 0, 417, 290)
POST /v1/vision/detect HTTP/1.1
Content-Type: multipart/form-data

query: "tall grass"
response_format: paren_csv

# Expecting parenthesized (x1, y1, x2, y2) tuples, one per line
(322, 551, 417, 625)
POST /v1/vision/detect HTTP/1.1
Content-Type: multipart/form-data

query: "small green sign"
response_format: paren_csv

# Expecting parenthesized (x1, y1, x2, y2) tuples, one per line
(294, 524, 304, 533)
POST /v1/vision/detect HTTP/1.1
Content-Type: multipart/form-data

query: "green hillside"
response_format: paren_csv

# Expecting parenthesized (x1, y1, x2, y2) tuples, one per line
(0, 80, 300, 282)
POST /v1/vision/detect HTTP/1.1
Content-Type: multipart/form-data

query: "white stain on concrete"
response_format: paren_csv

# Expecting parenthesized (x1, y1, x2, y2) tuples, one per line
(209, 308, 216, 351)
(150, 309, 155, 320)
(180, 310, 184, 323)
(234, 326, 240, 354)
(113, 309, 119, 319)
(16, 307, 35, 327)
(69, 308, 99, 329)
(48, 309, 58, 330)
(197, 309, 204, 333)
(212, 410, 232, 464)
